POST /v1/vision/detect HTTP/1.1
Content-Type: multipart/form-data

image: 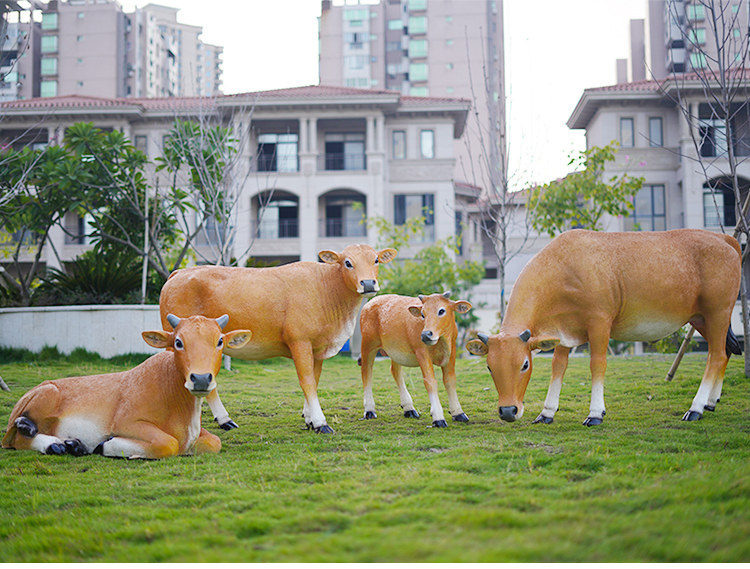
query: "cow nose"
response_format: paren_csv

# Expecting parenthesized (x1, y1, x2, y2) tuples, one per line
(360, 280, 378, 294)
(421, 330, 434, 344)
(499, 405, 518, 422)
(190, 373, 213, 392)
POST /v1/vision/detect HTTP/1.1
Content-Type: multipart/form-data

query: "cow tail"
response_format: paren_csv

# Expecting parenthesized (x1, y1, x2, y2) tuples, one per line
(726, 325, 743, 357)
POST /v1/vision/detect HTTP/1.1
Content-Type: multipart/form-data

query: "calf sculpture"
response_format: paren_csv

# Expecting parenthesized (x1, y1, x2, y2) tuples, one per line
(159, 244, 397, 434)
(466, 229, 742, 425)
(2, 315, 252, 459)
(359, 292, 472, 426)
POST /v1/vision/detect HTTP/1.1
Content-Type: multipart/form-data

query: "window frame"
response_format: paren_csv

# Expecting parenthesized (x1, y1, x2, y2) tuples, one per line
(620, 117, 635, 148)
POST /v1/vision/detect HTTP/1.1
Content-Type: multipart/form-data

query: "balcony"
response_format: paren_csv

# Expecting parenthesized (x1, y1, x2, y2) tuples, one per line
(253, 218, 299, 239)
(319, 152, 367, 171)
(319, 218, 367, 238)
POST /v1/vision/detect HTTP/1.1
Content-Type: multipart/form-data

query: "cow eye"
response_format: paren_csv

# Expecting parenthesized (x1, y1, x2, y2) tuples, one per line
(345, 259, 353, 269)
(438, 308, 446, 316)
(521, 359, 529, 372)
(374, 258, 379, 264)
(217, 337, 224, 348)
(174, 338, 184, 350)
(421, 312, 425, 319)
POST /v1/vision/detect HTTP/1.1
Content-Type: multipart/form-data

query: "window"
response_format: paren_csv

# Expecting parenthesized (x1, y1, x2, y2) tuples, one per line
(134, 135, 148, 154)
(41, 35, 58, 53)
(387, 63, 401, 75)
(445, 62, 454, 70)
(624, 185, 666, 231)
(256, 195, 299, 239)
(689, 28, 706, 45)
(704, 191, 727, 227)
(649, 117, 663, 147)
(409, 16, 427, 34)
(346, 55, 366, 70)
(410, 86, 428, 96)
(386, 41, 401, 52)
(257, 133, 299, 173)
(40, 80, 57, 97)
(394, 194, 435, 242)
(410, 62, 428, 81)
(345, 9, 368, 21)
(445, 39, 454, 46)
(323, 195, 366, 238)
(620, 117, 634, 147)
(325, 132, 366, 171)
(691, 52, 707, 68)
(420, 129, 434, 159)
(409, 39, 427, 58)
(41, 12, 58, 30)
(409, 0, 427, 10)
(687, 4, 705, 20)
(40, 58, 57, 76)
(78, 11, 85, 18)
(392, 130, 406, 159)
(699, 119, 727, 157)
(388, 19, 404, 30)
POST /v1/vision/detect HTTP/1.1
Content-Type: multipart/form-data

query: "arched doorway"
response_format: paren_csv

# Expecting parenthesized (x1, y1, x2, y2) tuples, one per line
(253, 190, 299, 239)
(319, 189, 367, 238)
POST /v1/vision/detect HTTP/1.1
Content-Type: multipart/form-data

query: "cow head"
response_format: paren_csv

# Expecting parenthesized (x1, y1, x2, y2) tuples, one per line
(408, 291, 472, 346)
(466, 330, 559, 422)
(319, 244, 397, 297)
(142, 314, 252, 397)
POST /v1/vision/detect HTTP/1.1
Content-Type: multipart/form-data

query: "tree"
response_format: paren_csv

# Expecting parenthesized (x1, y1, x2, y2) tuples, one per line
(527, 143, 645, 237)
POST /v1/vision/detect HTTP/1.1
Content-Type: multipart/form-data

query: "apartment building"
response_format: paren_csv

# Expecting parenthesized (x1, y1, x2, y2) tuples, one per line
(0, 0, 223, 101)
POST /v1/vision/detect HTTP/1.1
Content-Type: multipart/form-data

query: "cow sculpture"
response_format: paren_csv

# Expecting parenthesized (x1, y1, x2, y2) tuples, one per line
(466, 229, 742, 425)
(359, 292, 472, 426)
(159, 244, 397, 434)
(2, 315, 252, 458)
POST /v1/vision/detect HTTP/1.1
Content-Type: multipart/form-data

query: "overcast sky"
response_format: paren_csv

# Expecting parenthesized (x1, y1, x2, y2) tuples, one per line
(120, 0, 648, 189)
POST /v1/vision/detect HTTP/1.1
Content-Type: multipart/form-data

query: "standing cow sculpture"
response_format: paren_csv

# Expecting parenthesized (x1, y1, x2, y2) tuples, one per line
(159, 244, 397, 434)
(359, 291, 472, 426)
(466, 229, 742, 425)
(2, 315, 252, 458)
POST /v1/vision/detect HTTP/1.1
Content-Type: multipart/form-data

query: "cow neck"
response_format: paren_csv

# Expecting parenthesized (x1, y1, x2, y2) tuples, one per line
(321, 262, 362, 322)
(147, 351, 202, 415)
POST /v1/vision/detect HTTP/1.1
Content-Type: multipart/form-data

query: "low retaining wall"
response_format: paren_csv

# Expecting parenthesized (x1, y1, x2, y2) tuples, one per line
(0, 305, 162, 359)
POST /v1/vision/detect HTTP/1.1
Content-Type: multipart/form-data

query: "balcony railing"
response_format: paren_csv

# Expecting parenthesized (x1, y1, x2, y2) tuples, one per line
(252, 218, 299, 239)
(319, 218, 367, 238)
(319, 153, 367, 171)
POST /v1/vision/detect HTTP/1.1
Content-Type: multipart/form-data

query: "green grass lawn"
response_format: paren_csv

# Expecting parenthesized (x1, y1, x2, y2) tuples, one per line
(1, 350, 749, 562)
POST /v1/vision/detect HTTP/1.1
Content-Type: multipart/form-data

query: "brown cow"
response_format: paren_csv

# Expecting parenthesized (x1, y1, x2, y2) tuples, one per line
(466, 229, 742, 425)
(2, 315, 252, 458)
(359, 292, 472, 426)
(159, 244, 397, 434)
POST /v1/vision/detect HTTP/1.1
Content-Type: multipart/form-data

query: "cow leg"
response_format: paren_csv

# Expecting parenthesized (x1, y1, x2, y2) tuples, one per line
(440, 359, 468, 423)
(205, 389, 238, 431)
(533, 345, 571, 425)
(684, 324, 729, 421)
(6, 385, 66, 454)
(290, 342, 333, 434)
(360, 341, 379, 419)
(96, 423, 180, 459)
(416, 353, 446, 427)
(391, 361, 419, 418)
(193, 427, 222, 455)
(583, 334, 609, 426)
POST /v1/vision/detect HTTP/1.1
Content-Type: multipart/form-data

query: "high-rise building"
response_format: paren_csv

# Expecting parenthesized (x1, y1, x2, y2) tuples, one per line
(319, 0, 505, 193)
(0, 0, 223, 101)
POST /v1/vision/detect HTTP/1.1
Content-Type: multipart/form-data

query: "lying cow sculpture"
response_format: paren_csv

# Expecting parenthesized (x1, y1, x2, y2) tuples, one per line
(2, 315, 252, 458)
(466, 229, 742, 425)
(359, 291, 472, 426)
(159, 244, 397, 434)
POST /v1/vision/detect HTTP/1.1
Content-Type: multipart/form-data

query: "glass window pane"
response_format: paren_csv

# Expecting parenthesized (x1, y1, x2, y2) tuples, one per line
(40, 80, 57, 97)
(41, 13, 58, 30)
(653, 185, 665, 215)
(409, 16, 427, 34)
(420, 130, 434, 159)
(410, 62, 428, 81)
(649, 117, 663, 147)
(392, 131, 405, 159)
(41, 58, 57, 75)
(620, 118, 634, 147)
(388, 19, 403, 30)
(41, 35, 58, 53)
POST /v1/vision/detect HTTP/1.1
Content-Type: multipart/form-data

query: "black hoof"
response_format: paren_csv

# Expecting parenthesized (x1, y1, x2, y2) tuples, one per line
(682, 410, 703, 421)
(432, 419, 448, 428)
(703, 404, 716, 412)
(46, 443, 66, 455)
(452, 413, 469, 423)
(364, 411, 377, 420)
(15, 416, 38, 438)
(533, 414, 554, 424)
(404, 409, 420, 419)
(583, 416, 604, 426)
(315, 424, 335, 434)
(64, 439, 87, 457)
(218, 420, 239, 431)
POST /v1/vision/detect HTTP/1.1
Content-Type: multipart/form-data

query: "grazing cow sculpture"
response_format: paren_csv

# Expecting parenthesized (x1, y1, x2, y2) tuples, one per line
(159, 244, 397, 434)
(2, 315, 252, 458)
(466, 229, 742, 425)
(359, 292, 472, 426)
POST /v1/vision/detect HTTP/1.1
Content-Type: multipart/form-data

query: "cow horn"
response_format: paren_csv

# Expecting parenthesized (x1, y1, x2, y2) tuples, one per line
(418, 295, 425, 302)
(443, 290, 451, 298)
(519, 329, 532, 343)
(167, 314, 181, 329)
(478, 332, 489, 345)
(217, 314, 229, 330)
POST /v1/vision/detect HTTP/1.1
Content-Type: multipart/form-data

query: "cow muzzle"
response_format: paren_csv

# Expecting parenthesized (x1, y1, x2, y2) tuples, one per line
(359, 279, 379, 296)
(421, 330, 439, 345)
(188, 373, 214, 396)
(498, 405, 519, 422)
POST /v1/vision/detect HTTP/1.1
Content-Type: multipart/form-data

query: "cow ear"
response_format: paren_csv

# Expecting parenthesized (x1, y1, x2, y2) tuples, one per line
(528, 336, 560, 352)
(408, 305, 422, 318)
(319, 250, 340, 264)
(453, 300, 472, 314)
(143, 330, 172, 349)
(466, 339, 489, 356)
(377, 248, 397, 264)
(223, 330, 252, 350)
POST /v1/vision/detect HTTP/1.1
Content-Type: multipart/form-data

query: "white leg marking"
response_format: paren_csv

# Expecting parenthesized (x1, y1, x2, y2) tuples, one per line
(542, 377, 562, 419)
(207, 394, 231, 426)
(31, 434, 63, 454)
(101, 437, 149, 459)
(589, 381, 606, 419)
(427, 389, 445, 422)
(305, 396, 327, 429)
(363, 382, 376, 414)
